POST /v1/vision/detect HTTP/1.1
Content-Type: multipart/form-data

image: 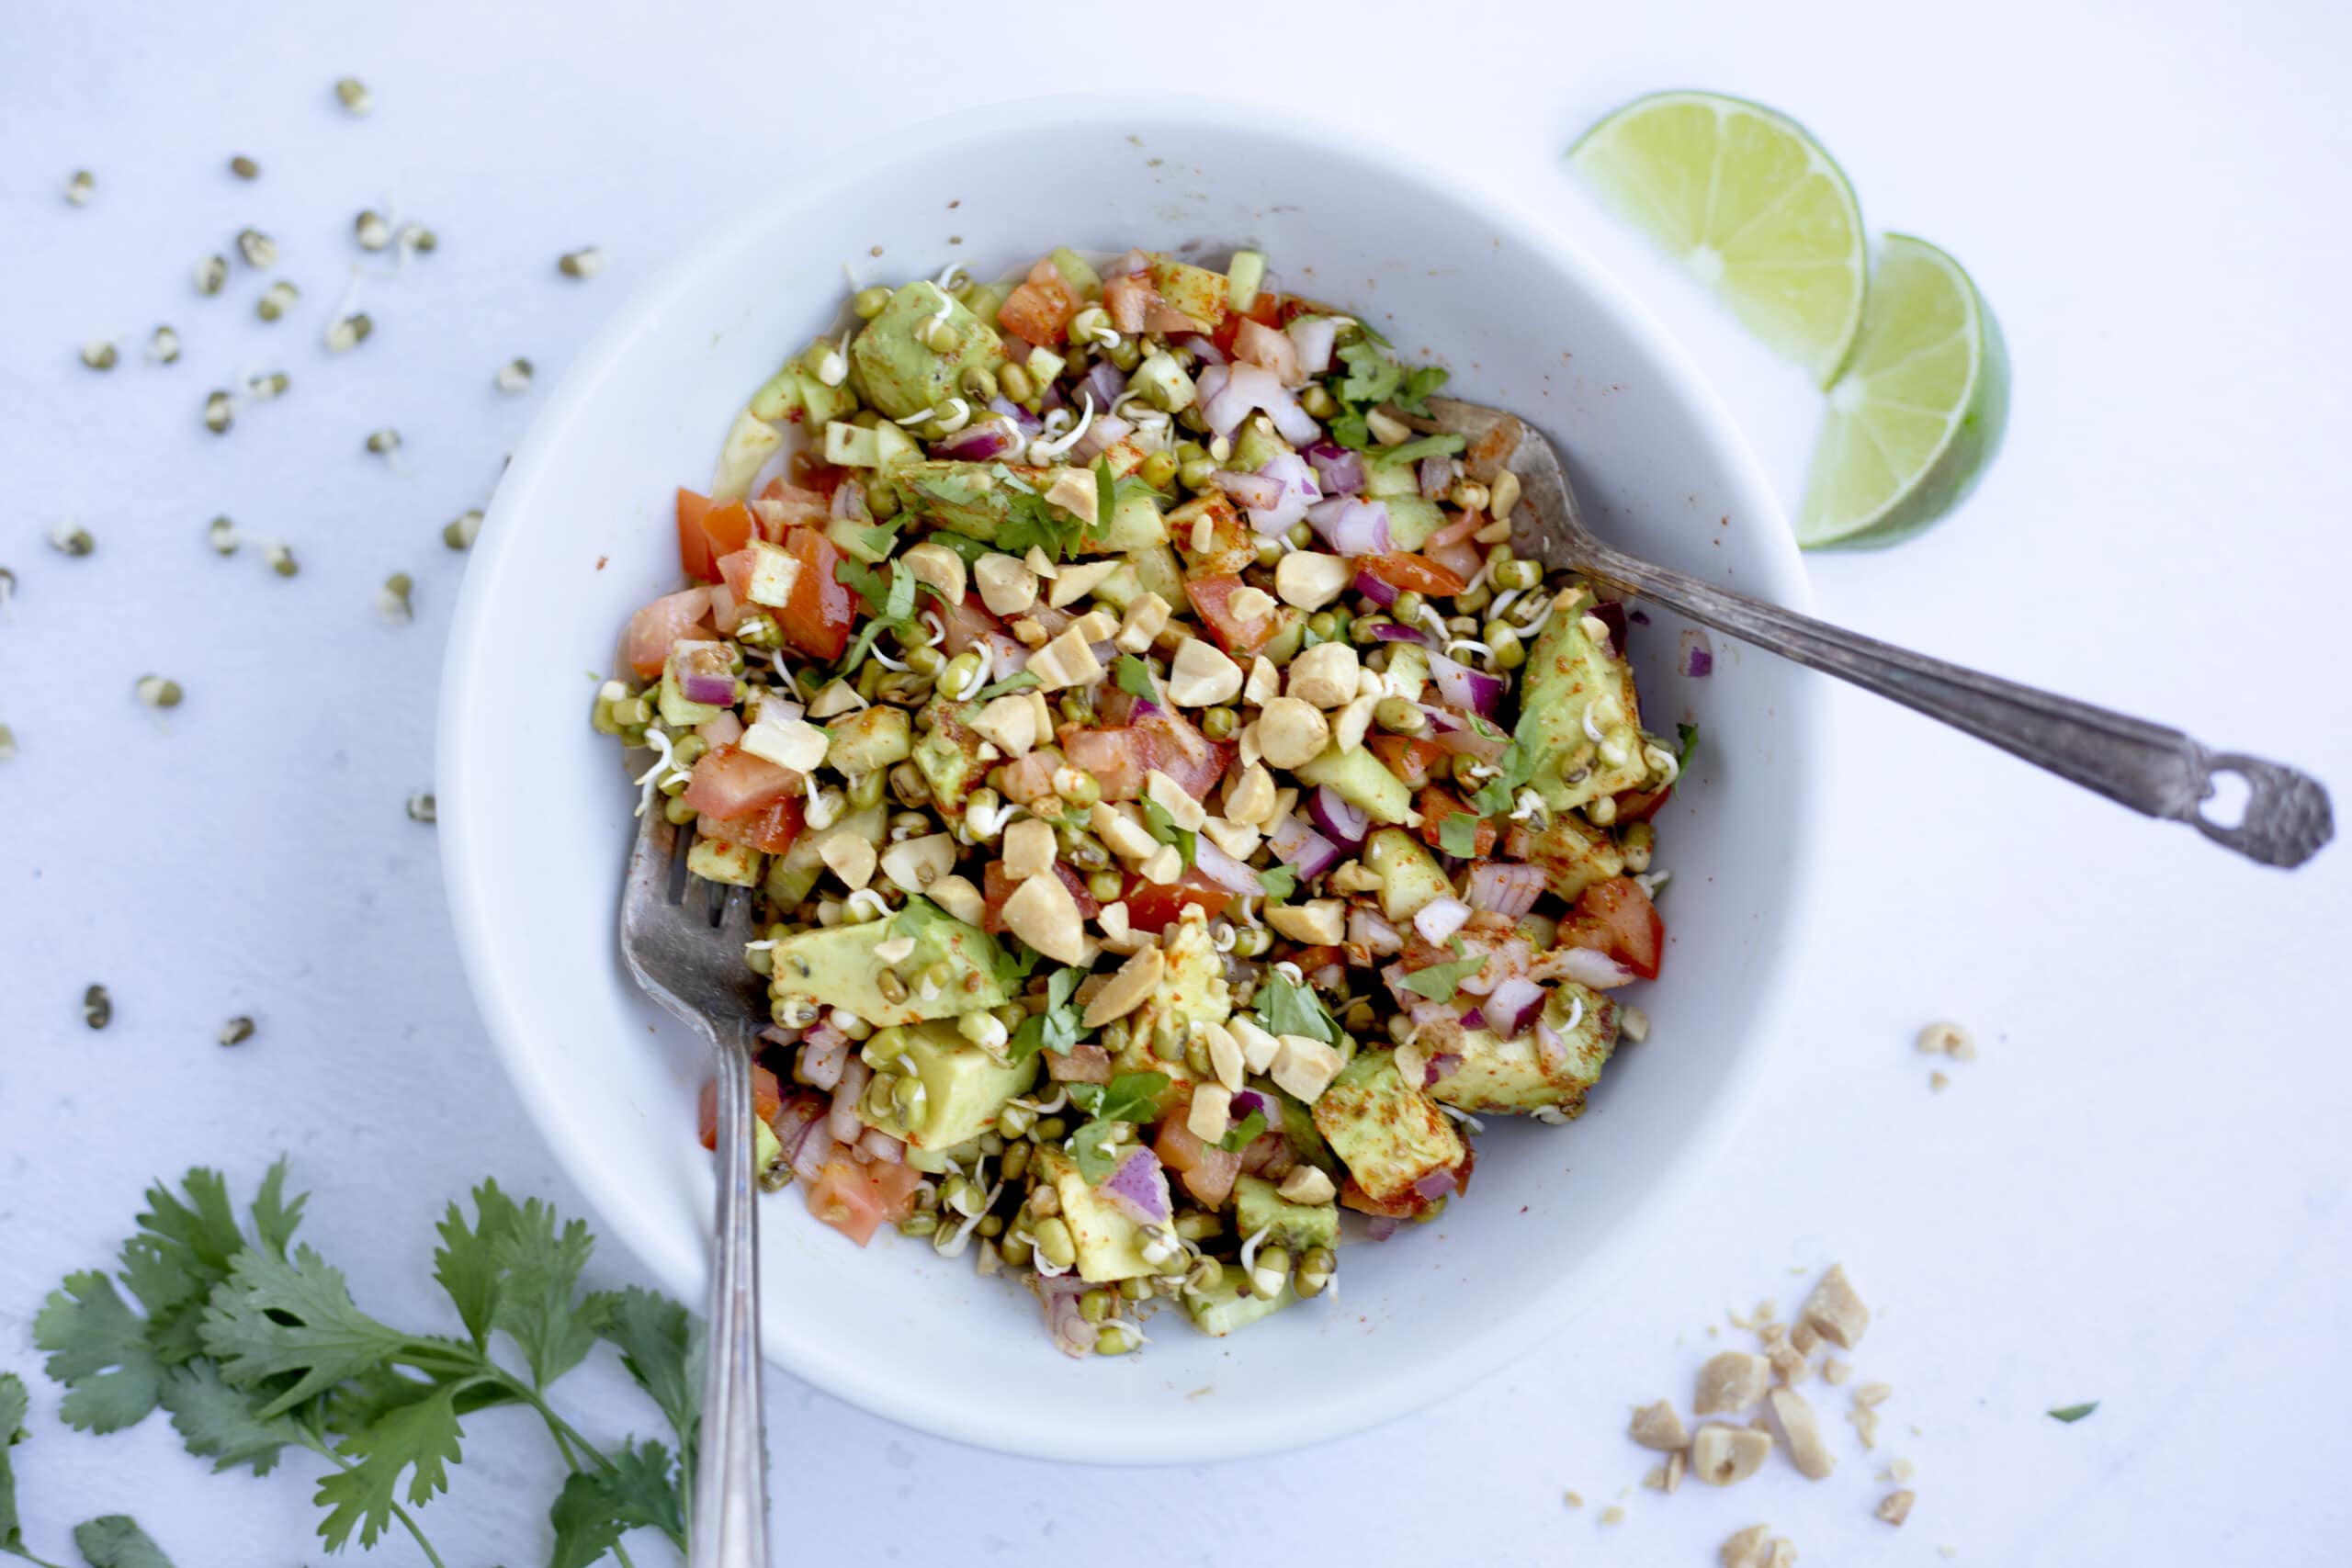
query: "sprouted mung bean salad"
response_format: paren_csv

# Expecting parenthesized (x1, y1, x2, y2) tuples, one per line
(596, 246, 1687, 1357)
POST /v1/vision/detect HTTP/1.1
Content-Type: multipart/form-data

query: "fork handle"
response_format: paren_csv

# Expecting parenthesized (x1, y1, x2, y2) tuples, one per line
(690, 1024, 770, 1568)
(1574, 541, 2333, 868)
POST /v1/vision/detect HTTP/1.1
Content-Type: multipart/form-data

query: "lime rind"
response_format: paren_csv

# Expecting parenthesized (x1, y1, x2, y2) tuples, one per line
(1569, 90, 1870, 386)
(1794, 234, 2008, 549)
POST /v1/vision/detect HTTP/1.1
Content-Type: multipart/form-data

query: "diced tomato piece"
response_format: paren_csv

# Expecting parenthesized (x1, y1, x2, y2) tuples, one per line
(997, 258, 1080, 347)
(1230, 319, 1299, 384)
(870, 1161, 926, 1224)
(1561, 876, 1665, 980)
(782, 454, 848, 501)
(807, 1160, 886, 1246)
(697, 1065, 784, 1150)
(1369, 734, 1449, 791)
(982, 862, 1101, 933)
(1415, 787, 1498, 857)
(1121, 867, 1232, 933)
(623, 587, 715, 679)
(676, 489, 753, 582)
(1613, 784, 1674, 822)
(1059, 727, 1152, 800)
(775, 529, 855, 660)
(1186, 573, 1284, 660)
(1356, 552, 1467, 597)
(695, 792, 804, 854)
(1210, 287, 1283, 354)
(1103, 273, 1191, 335)
(1155, 1111, 1241, 1207)
(682, 745, 799, 821)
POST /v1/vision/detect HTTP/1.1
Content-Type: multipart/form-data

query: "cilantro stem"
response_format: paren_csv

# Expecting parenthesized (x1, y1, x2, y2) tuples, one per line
(6, 1545, 72, 1568)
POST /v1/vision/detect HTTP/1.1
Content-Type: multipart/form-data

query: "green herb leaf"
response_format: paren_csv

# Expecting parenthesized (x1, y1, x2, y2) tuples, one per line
(71, 1516, 176, 1568)
(1336, 340, 1401, 407)
(155, 1361, 301, 1477)
(1140, 797, 1197, 869)
(1114, 654, 1157, 702)
(974, 671, 1041, 701)
(1009, 966, 1084, 1063)
(1255, 972, 1341, 1046)
(197, 1246, 413, 1418)
(1215, 1109, 1269, 1153)
(833, 557, 895, 618)
(548, 1438, 687, 1568)
(994, 488, 1089, 562)
(1093, 456, 1117, 536)
(486, 1198, 603, 1390)
(2047, 1401, 2098, 1424)
(0, 1373, 29, 1558)
(925, 530, 993, 567)
(1069, 1074, 1170, 1179)
(33, 1272, 164, 1434)
(313, 1382, 464, 1552)
(1255, 864, 1297, 903)
(856, 522, 901, 558)
(1372, 433, 1465, 469)
(1467, 703, 1546, 816)
(1396, 364, 1450, 413)
(1437, 811, 1479, 858)
(586, 1288, 700, 1483)
(1398, 940, 1486, 1004)
(431, 1179, 521, 1350)
(1677, 720, 1700, 770)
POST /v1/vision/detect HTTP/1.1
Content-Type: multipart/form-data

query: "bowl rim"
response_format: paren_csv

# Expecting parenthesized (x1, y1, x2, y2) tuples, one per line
(438, 89, 1827, 1464)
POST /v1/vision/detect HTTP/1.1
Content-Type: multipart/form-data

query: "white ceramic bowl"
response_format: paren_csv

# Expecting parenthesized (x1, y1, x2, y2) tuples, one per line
(439, 95, 1824, 1464)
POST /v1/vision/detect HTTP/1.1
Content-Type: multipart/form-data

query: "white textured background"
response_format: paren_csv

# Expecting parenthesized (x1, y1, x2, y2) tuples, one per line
(4, 1, 2347, 1563)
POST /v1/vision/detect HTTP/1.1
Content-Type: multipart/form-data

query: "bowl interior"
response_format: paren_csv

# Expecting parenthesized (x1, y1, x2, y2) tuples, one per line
(440, 98, 1819, 1463)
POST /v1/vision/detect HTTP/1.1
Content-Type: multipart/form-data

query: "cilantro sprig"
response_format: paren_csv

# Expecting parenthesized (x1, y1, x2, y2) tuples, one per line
(833, 558, 921, 677)
(1068, 1072, 1170, 1181)
(21, 1160, 700, 1567)
(1113, 654, 1157, 704)
(1140, 797, 1197, 870)
(1325, 338, 1452, 451)
(1255, 971, 1341, 1046)
(1397, 939, 1487, 1004)
(1008, 967, 1083, 1063)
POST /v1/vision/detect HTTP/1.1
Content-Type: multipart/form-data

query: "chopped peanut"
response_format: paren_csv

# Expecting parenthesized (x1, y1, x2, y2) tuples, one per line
(899, 542, 967, 607)
(1146, 770, 1207, 831)
(1274, 549, 1352, 610)
(1166, 637, 1243, 706)
(1265, 898, 1344, 944)
(925, 872, 985, 926)
(1285, 641, 1360, 709)
(1139, 844, 1182, 885)
(1223, 762, 1277, 826)
(1270, 1033, 1342, 1102)
(970, 694, 1039, 756)
(1277, 1165, 1335, 1204)
(1768, 1389, 1834, 1480)
(1877, 1490, 1915, 1527)
(1198, 817, 1261, 861)
(1690, 1424, 1772, 1486)
(1768, 1343, 1808, 1386)
(1243, 656, 1282, 706)
(1081, 942, 1164, 1027)
(1720, 1526, 1774, 1568)
(878, 833, 956, 895)
(1186, 1082, 1234, 1142)
(1047, 558, 1120, 608)
(1001, 867, 1085, 963)
(1332, 692, 1378, 752)
(1229, 1015, 1282, 1073)
(1695, 1351, 1773, 1415)
(1202, 1020, 1244, 1090)
(1029, 625, 1105, 691)
(1001, 818, 1057, 881)
(807, 678, 864, 719)
(974, 552, 1039, 615)
(1091, 801, 1159, 863)
(1800, 1265, 1870, 1350)
(1628, 1399, 1689, 1452)
(1114, 592, 1171, 653)
(1256, 697, 1330, 768)
(819, 833, 876, 890)
(1227, 584, 1275, 622)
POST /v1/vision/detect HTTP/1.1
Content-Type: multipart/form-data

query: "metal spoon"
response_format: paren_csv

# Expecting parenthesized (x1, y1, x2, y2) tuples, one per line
(1429, 397, 2333, 868)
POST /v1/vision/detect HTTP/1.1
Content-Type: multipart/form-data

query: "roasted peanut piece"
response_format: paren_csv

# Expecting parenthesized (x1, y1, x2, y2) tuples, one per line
(1270, 1033, 1343, 1102)
(1166, 637, 1243, 706)
(1243, 656, 1282, 706)
(1230, 1015, 1282, 1073)
(819, 833, 876, 891)
(1768, 1388, 1834, 1480)
(1277, 1165, 1335, 1204)
(1264, 898, 1344, 944)
(1001, 817, 1057, 881)
(1256, 697, 1330, 768)
(974, 552, 1038, 615)
(1047, 558, 1119, 608)
(1629, 1400, 1689, 1452)
(1186, 1082, 1234, 1142)
(970, 694, 1039, 756)
(1082, 942, 1166, 1027)
(925, 872, 985, 926)
(1146, 770, 1207, 831)
(1800, 1264, 1870, 1350)
(1696, 1351, 1773, 1415)
(1690, 1423, 1773, 1486)
(1114, 592, 1171, 653)
(900, 542, 967, 607)
(1202, 1020, 1244, 1090)
(878, 833, 956, 895)
(1876, 1490, 1915, 1527)
(1223, 762, 1277, 827)
(1285, 641, 1360, 709)
(1274, 549, 1352, 611)
(1001, 866, 1086, 963)
(1720, 1525, 1774, 1568)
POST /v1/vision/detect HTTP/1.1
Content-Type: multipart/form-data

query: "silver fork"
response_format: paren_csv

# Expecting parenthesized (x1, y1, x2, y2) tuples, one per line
(619, 810, 771, 1568)
(1430, 397, 2334, 869)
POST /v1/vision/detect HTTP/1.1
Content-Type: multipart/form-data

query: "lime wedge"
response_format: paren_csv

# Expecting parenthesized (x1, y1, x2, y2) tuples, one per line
(1571, 91, 1868, 384)
(1795, 234, 2008, 548)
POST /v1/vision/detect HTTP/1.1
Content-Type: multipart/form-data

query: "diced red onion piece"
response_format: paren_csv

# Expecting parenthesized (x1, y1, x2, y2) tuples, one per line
(1246, 451, 1322, 535)
(1590, 600, 1628, 654)
(1369, 622, 1429, 646)
(858, 1128, 904, 1164)
(1209, 469, 1283, 511)
(1305, 440, 1364, 496)
(1553, 948, 1636, 989)
(1308, 784, 1369, 849)
(1103, 248, 1151, 278)
(1352, 569, 1399, 607)
(1364, 1215, 1402, 1242)
(1288, 316, 1339, 377)
(788, 1126, 836, 1182)
(1535, 1021, 1566, 1069)
(1046, 1043, 1114, 1084)
(1427, 652, 1503, 718)
(1178, 333, 1227, 367)
(798, 1032, 848, 1091)
(1102, 1148, 1170, 1225)
(697, 710, 744, 750)
(1230, 1089, 1272, 1122)
(1192, 833, 1260, 895)
(1084, 360, 1128, 412)
(1459, 1006, 1485, 1031)
(1204, 361, 1319, 445)
(1419, 455, 1453, 501)
(1412, 1168, 1459, 1201)
(830, 480, 865, 521)
(1486, 976, 1544, 1038)
(1679, 627, 1714, 678)
(1269, 814, 1340, 880)
(1306, 497, 1394, 556)
(1069, 413, 1134, 464)
(1349, 904, 1404, 956)
(680, 671, 737, 706)
(1428, 1052, 1463, 1083)
(987, 397, 1043, 435)
(932, 418, 1023, 462)
(1414, 896, 1471, 946)
(1042, 1276, 1093, 1359)
(828, 1058, 870, 1143)
(1466, 862, 1544, 919)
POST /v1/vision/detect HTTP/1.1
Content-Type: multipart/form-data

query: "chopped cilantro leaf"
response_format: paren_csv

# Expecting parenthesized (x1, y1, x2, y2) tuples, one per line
(1141, 797, 1197, 869)
(1114, 655, 1158, 703)
(1396, 364, 1450, 413)
(974, 671, 1041, 701)
(1398, 940, 1486, 1004)
(2047, 1402, 2098, 1424)
(926, 531, 992, 567)
(833, 558, 894, 619)
(1069, 1071, 1170, 1181)
(1336, 340, 1401, 408)
(1677, 720, 1700, 770)
(1467, 703, 1546, 816)
(1009, 967, 1083, 1063)
(1255, 972, 1340, 1046)
(1255, 864, 1297, 903)
(1437, 810, 1479, 859)
(1215, 1109, 1269, 1153)
(1372, 433, 1465, 468)
(995, 488, 1088, 562)
(1093, 457, 1117, 536)
(855, 522, 900, 558)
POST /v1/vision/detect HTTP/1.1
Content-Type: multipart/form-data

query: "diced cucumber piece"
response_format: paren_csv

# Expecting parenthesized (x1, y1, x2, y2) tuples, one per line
(1295, 746, 1413, 825)
(824, 420, 882, 468)
(1382, 495, 1444, 549)
(1363, 828, 1451, 921)
(1049, 247, 1102, 300)
(1184, 1274, 1295, 1337)
(1226, 249, 1267, 313)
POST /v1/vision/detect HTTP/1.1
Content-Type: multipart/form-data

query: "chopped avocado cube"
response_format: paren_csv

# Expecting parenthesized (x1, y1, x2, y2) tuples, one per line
(1038, 1148, 1163, 1283)
(749, 362, 805, 423)
(767, 902, 1009, 1028)
(1126, 544, 1187, 609)
(1361, 829, 1452, 921)
(826, 706, 912, 773)
(1226, 249, 1267, 313)
(1295, 746, 1413, 826)
(1233, 1174, 1339, 1252)
(871, 420, 920, 470)
(849, 281, 1006, 421)
(1279, 1091, 1335, 1172)
(797, 368, 860, 429)
(1049, 246, 1102, 300)
(826, 516, 889, 565)
(1427, 984, 1617, 1116)
(1521, 608, 1648, 812)
(686, 835, 763, 887)
(764, 830, 824, 907)
(1517, 814, 1626, 903)
(856, 1018, 1037, 1153)
(1312, 1049, 1467, 1208)
(1083, 560, 1145, 612)
(1147, 254, 1229, 331)
(911, 700, 990, 818)
(752, 1116, 784, 1180)
(823, 420, 882, 468)
(1381, 495, 1444, 550)
(1095, 485, 1170, 552)
(1184, 1272, 1294, 1337)
(1127, 350, 1195, 412)
(1114, 919, 1232, 1078)
(1229, 418, 1290, 477)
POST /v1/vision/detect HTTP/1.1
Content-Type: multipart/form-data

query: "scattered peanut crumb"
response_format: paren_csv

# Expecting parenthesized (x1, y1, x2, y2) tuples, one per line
(1665, 1450, 1686, 1494)
(1767, 1541, 1797, 1568)
(1878, 1489, 1917, 1526)
(1917, 1021, 1973, 1057)
(1599, 1506, 1625, 1527)
(1692, 1423, 1773, 1485)
(1880, 1458, 1917, 1483)
(1799, 1264, 1871, 1349)
(1629, 1399, 1690, 1451)
(1721, 1525, 1773, 1568)
(1855, 1382, 1894, 1408)
(1769, 1342, 1809, 1385)
(1564, 1490, 1584, 1508)
(1769, 1388, 1837, 1480)
(1851, 1405, 1882, 1450)
(1822, 1358, 1851, 1385)
(1695, 1351, 1774, 1415)
(1930, 1070, 1951, 1091)
(1789, 1322, 1821, 1355)
(1643, 1462, 1669, 1491)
